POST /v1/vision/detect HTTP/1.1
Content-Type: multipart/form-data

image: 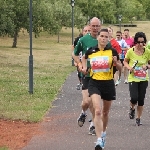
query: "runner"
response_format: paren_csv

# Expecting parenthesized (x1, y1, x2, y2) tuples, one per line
(124, 32, 150, 126)
(72, 17, 101, 135)
(115, 31, 129, 85)
(82, 28, 122, 150)
(107, 26, 122, 84)
(73, 25, 91, 90)
(123, 29, 134, 84)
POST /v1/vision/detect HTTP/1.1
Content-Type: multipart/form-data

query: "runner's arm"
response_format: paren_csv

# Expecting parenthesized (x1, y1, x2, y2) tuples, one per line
(123, 51, 133, 71)
(81, 54, 87, 74)
(112, 48, 122, 71)
(72, 40, 83, 69)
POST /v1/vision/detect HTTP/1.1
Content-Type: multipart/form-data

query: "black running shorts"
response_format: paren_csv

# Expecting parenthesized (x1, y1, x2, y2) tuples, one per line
(82, 77, 91, 90)
(129, 81, 148, 106)
(120, 59, 124, 66)
(88, 78, 116, 101)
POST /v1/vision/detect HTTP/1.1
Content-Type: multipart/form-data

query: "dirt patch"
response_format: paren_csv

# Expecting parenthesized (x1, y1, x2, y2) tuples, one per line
(0, 119, 41, 150)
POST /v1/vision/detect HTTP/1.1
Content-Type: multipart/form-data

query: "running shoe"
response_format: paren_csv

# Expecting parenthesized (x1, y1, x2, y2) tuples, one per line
(95, 139, 103, 150)
(89, 126, 96, 136)
(136, 118, 142, 126)
(115, 79, 121, 86)
(76, 83, 81, 90)
(101, 133, 106, 149)
(77, 113, 87, 127)
(129, 107, 135, 119)
(124, 79, 128, 84)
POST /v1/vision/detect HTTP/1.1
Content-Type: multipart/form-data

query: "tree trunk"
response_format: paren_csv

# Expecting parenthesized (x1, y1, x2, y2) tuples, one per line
(12, 29, 18, 48)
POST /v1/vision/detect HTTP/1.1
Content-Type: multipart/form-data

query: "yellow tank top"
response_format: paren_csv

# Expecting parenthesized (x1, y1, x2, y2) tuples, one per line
(89, 49, 113, 80)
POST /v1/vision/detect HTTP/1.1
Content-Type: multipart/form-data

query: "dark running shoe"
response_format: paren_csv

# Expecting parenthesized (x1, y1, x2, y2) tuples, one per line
(129, 107, 135, 119)
(136, 118, 142, 126)
(95, 139, 103, 150)
(95, 145, 103, 150)
(76, 83, 81, 90)
(88, 126, 96, 136)
(77, 113, 87, 127)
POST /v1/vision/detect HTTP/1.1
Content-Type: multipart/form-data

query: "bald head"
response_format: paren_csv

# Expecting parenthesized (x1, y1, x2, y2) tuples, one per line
(90, 17, 101, 25)
(89, 17, 101, 38)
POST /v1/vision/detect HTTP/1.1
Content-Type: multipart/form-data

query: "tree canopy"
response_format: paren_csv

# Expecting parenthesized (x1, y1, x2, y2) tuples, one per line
(0, 0, 149, 47)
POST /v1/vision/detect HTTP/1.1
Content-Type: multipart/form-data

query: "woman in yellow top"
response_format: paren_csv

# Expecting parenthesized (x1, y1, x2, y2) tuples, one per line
(124, 32, 150, 126)
(82, 28, 122, 150)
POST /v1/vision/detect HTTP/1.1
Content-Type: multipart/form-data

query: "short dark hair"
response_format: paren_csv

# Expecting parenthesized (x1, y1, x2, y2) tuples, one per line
(116, 31, 122, 34)
(124, 29, 129, 32)
(134, 32, 147, 44)
(98, 28, 108, 35)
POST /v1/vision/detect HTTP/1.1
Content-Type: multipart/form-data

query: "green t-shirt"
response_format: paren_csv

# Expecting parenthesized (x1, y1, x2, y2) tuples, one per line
(74, 33, 98, 77)
(125, 47, 150, 82)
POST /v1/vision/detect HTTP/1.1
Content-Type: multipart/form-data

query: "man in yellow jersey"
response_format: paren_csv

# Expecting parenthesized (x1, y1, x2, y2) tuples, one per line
(82, 28, 122, 150)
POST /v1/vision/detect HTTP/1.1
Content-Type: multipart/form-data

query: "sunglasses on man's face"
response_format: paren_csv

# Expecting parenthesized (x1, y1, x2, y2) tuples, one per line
(136, 41, 145, 44)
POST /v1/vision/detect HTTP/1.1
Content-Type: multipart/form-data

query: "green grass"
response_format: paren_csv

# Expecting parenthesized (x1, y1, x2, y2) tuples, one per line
(0, 31, 76, 122)
(0, 21, 150, 123)
(0, 147, 8, 150)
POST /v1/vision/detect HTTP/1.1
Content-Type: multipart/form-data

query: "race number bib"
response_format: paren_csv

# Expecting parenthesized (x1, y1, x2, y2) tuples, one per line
(134, 66, 146, 80)
(119, 51, 125, 59)
(90, 56, 109, 72)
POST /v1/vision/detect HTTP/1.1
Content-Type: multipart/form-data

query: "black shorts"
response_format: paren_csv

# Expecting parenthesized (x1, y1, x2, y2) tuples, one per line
(82, 77, 90, 90)
(129, 81, 148, 105)
(88, 78, 116, 101)
(120, 59, 124, 66)
(77, 67, 82, 79)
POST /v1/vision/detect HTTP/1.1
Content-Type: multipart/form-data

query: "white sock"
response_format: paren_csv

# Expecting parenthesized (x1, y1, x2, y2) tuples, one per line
(81, 110, 86, 115)
(90, 121, 94, 127)
(97, 137, 102, 142)
(101, 131, 106, 137)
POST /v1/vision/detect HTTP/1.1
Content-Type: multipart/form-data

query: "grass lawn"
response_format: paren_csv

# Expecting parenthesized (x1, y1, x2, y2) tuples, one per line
(0, 29, 76, 122)
(0, 21, 150, 123)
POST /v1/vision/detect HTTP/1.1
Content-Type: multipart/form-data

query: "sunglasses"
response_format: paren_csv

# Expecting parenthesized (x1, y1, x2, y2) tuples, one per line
(136, 41, 145, 44)
(116, 35, 121, 36)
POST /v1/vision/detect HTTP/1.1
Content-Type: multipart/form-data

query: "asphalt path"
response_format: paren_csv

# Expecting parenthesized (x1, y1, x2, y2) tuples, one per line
(22, 71, 150, 150)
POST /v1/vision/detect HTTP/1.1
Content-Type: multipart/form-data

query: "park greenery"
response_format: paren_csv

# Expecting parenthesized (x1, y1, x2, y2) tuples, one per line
(0, 0, 150, 47)
(0, 1, 150, 149)
(0, 0, 150, 123)
(1, 21, 150, 123)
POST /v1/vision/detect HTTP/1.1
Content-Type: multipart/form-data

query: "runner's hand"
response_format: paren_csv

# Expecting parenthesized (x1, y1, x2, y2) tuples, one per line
(77, 62, 82, 72)
(129, 67, 134, 73)
(82, 68, 88, 75)
(142, 65, 148, 71)
(112, 56, 117, 63)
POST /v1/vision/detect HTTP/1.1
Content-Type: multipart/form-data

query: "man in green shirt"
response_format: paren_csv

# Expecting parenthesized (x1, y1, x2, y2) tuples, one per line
(72, 17, 101, 135)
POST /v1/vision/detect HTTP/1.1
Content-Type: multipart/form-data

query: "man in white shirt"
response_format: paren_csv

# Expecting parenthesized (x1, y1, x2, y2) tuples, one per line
(115, 31, 129, 85)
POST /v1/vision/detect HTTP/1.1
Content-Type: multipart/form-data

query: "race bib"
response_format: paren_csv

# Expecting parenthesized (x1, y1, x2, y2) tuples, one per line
(90, 56, 109, 72)
(119, 51, 125, 59)
(134, 66, 147, 80)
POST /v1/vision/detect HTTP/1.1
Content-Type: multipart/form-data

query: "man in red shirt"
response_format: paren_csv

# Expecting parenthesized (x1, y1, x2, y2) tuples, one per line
(108, 26, 122, 83)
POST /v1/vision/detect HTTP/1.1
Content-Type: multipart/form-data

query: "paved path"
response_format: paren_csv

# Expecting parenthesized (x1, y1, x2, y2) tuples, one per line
(22, 71, 150, 150)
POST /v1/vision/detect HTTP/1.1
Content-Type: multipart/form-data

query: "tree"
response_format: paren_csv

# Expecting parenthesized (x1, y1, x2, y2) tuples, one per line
(122, 0, 145, 23)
